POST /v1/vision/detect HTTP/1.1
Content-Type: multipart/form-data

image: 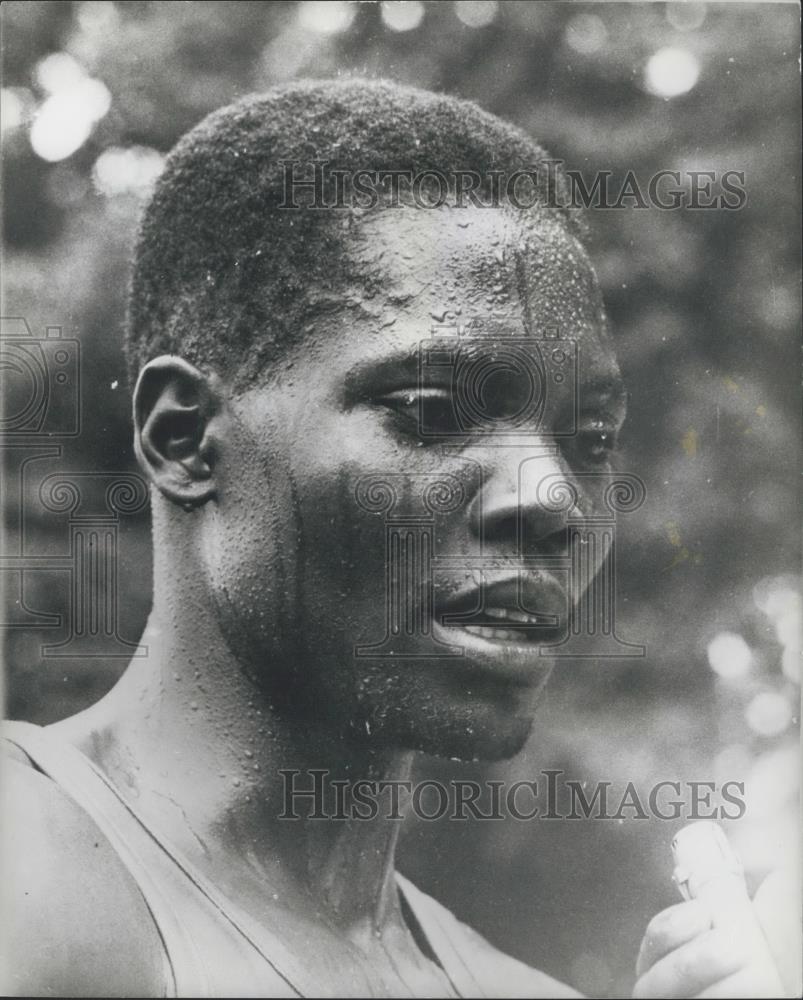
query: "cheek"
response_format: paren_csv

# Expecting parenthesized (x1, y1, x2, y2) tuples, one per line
(211, 406, 392, 644)
(202, 446, 303, 661)
(290, 433, 392, 638)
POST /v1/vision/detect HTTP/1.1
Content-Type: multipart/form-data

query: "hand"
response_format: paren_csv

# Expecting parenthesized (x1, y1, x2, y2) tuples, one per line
(634, 898, 740, 999)
(634, 872, 799, 999)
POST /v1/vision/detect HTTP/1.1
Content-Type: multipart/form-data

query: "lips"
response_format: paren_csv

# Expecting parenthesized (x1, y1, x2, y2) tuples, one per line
(435, 575, 567, 647)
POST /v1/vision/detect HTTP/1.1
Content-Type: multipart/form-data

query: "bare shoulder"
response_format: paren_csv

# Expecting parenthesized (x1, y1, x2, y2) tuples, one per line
(1, 748, 168, 997)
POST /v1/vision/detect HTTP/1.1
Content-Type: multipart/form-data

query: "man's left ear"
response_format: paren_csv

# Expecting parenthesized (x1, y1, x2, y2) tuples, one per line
(133, 355, 224, 510)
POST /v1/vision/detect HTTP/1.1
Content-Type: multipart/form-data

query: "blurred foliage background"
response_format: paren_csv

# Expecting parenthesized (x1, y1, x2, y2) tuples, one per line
(2, 2, 800, 996)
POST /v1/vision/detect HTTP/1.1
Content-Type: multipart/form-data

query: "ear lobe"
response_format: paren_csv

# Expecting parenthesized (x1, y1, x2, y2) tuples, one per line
(133, 356, 220, 510)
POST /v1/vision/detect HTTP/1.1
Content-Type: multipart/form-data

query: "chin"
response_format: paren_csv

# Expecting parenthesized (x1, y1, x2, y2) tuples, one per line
(355, 682, 542, 763)
(424, 718, 535, 763)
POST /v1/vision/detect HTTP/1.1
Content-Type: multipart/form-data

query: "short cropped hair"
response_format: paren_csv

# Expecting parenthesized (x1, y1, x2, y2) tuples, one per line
(126, 77, 579, 387)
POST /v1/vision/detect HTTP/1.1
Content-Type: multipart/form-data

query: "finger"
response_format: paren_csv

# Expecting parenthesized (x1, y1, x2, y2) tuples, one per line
(752, 869, 803, 997)
(633, 929, 742, 999)
(636, 901, 712, 979)
(696, 966, 791, 999)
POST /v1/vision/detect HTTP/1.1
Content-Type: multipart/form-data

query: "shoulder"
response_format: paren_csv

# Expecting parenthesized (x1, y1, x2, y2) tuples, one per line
(1, 742, 168, 997)
(398, 873, 581, 999)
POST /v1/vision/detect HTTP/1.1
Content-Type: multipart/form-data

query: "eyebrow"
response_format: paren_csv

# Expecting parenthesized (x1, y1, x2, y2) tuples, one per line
(578, 376, 628, 405)
(344, 350, 424, 397)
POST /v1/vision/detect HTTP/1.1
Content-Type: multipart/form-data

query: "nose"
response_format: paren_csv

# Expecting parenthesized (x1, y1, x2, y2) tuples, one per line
(467, 443, 581, 554)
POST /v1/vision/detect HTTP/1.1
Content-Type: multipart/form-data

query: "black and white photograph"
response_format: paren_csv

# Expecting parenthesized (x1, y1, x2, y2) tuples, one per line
(1, 1, 801, 996)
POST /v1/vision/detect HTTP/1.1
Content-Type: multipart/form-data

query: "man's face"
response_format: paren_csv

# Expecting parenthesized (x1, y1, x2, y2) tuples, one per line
(205, 207, 625, 761)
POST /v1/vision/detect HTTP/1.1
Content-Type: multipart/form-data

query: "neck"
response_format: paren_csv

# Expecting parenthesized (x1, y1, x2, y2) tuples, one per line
(53, 532, 414, 933)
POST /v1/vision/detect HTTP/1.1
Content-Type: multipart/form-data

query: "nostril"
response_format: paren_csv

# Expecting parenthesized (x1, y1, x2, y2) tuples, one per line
(484, 511, 520, 545)
(474, 501, 568, 557)
(469, 460, 579, 549)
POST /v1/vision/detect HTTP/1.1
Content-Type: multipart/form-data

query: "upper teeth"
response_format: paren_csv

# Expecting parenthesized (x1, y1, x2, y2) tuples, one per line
(483, 606, 541, 624)
(463, 624, 532, 643)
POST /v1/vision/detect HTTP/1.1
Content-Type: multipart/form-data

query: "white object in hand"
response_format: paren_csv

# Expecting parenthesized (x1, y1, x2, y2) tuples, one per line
(671, 821, 786, 997)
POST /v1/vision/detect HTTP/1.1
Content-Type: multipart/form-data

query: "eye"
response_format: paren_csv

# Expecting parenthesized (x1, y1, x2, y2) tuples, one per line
(374, 389, 458, 439)
(573, 425, 618, 467)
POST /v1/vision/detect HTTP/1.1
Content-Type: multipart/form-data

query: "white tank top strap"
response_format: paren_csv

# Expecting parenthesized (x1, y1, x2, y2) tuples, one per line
(395, 871, 484, 998)
(2, 720, 304, 997)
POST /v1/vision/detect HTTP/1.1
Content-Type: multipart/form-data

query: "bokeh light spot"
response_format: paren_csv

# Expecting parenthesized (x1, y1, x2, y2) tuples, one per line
(29, 77, 111, 163)
(762, 285, 799, 331)
(753, 578, 801, 639)
(92, 146, 166, 198)
(712, 742, 752, 785)
(745, 746, 798, 813)
(644, 47, 700, 98)
(666, 2, 707, 32)
(1, 88, 29, 134)
(76, 0, 121, 35)
(753, 577, 801, 683)
(745, 691, 793, 737)
(565, 14, 608, 54)
(707, 631, 752, 679)
(30, 104, 92, 162)
(454, 1, 498, 30)
(381, 1, 424, 32)
(34, 52, 87, 95)
(297, 1, 355, 35)
(781, 647, 799, 683)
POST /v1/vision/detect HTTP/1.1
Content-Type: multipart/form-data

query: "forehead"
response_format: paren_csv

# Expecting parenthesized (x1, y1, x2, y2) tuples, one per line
(353, 205, 603, 331)
(258, 206, 621, 405)
(308, 207, 618, 379)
